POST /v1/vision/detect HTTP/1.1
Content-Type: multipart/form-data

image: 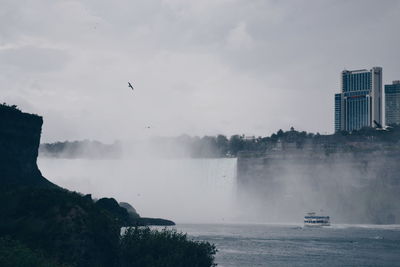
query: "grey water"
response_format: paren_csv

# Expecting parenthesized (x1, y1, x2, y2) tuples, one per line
(173, 223, 400, 267)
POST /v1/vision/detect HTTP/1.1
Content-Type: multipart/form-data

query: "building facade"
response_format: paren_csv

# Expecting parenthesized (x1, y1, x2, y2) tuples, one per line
(334, 93, 342, 132)
(385, 80, 400, 126)
(334, 67, 382, 132)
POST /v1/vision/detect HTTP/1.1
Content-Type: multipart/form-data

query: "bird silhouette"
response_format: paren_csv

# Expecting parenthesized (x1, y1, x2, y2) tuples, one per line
(128, 82, 134, 90)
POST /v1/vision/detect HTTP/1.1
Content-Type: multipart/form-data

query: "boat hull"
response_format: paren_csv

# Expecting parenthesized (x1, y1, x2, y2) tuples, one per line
(304, 222, 330, 227)
(304, 215, 330, 227)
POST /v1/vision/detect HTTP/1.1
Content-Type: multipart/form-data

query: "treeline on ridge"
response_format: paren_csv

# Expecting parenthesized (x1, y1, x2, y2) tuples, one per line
(41, 125, 400, 159)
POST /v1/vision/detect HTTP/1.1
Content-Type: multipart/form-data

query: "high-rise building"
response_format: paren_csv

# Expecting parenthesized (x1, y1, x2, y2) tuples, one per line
(334, 93, 342, 132)
(385, 80, 400, 126)
(334, 67, 382, 132)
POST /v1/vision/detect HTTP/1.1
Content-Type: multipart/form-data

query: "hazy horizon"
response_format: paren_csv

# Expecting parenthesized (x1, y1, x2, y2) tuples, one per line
(2, 0, 400, 143)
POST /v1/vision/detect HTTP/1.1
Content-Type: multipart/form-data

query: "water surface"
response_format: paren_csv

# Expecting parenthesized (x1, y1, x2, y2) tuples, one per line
(173, 223, 400, 267)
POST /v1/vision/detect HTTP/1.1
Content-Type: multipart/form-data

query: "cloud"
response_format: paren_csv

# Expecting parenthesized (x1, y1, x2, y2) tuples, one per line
(226, 22, 254, 50)
(0, 0, 399, 142)
(0, 46, 69, 72)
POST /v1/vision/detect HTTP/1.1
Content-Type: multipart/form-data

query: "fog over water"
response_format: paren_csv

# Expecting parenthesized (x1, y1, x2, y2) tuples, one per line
(36, 127, 400, 225)
(235, 151, 400, 224)
(38, 146, 400, 225)
(38, 157, 237, 223)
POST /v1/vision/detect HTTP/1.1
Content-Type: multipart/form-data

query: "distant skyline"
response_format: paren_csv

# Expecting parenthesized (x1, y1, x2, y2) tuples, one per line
(335, 67, 383, 132)
(1, 0, 400, 143)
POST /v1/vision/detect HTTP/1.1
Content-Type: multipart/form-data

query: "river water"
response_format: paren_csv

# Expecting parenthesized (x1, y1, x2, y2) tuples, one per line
(174, 223, 400, 266)
(38, 158, 400, 266)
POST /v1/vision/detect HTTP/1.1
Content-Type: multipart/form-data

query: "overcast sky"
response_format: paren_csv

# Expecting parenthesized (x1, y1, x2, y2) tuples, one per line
(1, 0, 399, 142)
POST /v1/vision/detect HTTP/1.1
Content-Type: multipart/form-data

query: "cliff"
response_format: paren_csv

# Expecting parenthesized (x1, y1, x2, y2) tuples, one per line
(0, 104, 188, 267)
(0, 104, 120, 266)
(0, 104, 53, 188)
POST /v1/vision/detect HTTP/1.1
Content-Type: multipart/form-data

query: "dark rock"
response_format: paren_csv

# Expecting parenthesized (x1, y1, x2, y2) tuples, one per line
(119, 202, 140, 218)
(96, 197, 136, 227)
(0, 103, 177, 266)
(0, 104, 54, 188)
(135, 217, 176, 226)
(96, 199, 175, 226)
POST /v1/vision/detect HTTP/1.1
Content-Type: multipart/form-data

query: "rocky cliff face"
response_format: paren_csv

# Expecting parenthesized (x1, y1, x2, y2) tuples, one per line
(0, 104, 52, 187)
(0, 104, 177, 266)
(0, 105, 122, 266)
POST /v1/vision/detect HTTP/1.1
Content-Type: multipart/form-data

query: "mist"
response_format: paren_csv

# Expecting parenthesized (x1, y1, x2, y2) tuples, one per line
(236, 150, 400, 224)
(38, 135, 400, 225)
(38, 142, 237, 223)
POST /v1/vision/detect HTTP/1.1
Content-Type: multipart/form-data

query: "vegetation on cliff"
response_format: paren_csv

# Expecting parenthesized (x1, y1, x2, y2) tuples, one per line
(40, 140, 122, 159)
(0, 237, 68, 267)
(0, 228, 217, 267)
(0, 186, 200, 267)
(41, 125, 400, 159)
(0, 187, 120, 266)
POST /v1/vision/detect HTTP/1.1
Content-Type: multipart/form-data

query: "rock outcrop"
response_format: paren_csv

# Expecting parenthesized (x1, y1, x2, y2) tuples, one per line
(0, 104, 176, 266)
(0, 104, 53, 188)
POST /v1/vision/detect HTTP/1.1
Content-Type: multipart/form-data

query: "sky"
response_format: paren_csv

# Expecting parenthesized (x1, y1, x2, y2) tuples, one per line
(1, 0, 399, 143)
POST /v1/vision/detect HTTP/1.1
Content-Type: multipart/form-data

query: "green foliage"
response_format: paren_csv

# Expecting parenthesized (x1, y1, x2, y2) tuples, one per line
(119, 227, 217, 267)
(229, 135, 245, 155)
(216, 134, 229, 156)
(43, 126, 400, 158)
(0, 187, 120, 267)
(0, 102, 41, 121)
(0, 186, 211, 267)
(39, 140, 122, 159)
(0, 237, 68, 267)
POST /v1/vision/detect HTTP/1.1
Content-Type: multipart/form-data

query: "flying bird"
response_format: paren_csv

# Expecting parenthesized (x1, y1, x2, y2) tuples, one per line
(128, 82, 134, 90)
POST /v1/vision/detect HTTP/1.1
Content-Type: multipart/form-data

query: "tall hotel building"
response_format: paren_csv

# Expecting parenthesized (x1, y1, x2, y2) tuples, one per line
(334, 67, 383, 132)
(385, 80, 400, 125)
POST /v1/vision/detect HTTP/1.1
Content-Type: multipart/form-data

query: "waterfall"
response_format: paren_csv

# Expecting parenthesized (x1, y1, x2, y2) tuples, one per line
(38, 158, 237, 223)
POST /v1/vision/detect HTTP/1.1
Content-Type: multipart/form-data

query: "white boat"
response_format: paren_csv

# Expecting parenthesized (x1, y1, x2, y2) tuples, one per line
(304, 212, 330, 226)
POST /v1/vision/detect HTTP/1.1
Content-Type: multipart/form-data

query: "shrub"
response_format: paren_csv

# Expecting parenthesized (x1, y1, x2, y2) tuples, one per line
(0, 237, 68, 267)
(119, 227, 217, 267)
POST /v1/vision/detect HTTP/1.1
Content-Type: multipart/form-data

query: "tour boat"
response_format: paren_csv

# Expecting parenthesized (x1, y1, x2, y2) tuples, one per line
(304, 212, 330, 226)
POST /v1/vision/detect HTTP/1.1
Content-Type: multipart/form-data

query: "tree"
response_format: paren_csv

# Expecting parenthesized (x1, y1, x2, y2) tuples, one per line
(216, 135, 229, 156)
(228, 135, 245, 156)
(276, 129, 284, 138)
